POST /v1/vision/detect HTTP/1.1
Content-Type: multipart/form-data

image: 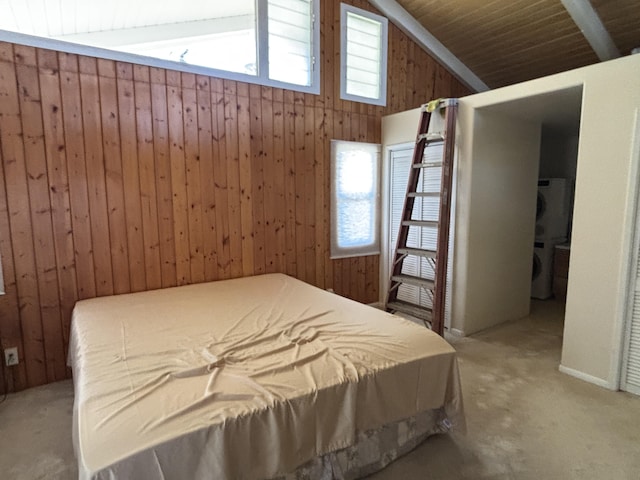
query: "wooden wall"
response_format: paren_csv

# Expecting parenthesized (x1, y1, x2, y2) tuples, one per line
(0, 0, 471, 393)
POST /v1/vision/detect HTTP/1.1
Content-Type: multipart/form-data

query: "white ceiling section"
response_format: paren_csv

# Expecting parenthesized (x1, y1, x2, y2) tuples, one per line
(0, 0, 254, 37)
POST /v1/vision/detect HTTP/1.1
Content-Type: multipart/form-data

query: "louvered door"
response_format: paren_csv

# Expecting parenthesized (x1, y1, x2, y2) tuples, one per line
(622, 231, 640, 395)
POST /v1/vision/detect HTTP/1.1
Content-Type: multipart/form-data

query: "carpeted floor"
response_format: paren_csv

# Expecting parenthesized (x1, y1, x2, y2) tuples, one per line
(1, 299, 639, 479)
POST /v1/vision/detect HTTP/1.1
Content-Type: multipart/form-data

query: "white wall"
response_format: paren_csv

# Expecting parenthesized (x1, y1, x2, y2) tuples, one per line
(454, 110, 540, 333)
(456, 54, 640, 389)
(381, 108, 421, 147)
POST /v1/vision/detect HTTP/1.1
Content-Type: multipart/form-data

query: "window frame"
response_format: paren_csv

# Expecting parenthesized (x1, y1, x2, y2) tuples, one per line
(330, 139, 382, 259)
(0, 0, 320, 95)
(339, 3, 388, 106)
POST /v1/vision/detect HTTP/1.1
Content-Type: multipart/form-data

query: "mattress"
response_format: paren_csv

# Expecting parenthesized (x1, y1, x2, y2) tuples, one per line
(68, 273, 464, 480)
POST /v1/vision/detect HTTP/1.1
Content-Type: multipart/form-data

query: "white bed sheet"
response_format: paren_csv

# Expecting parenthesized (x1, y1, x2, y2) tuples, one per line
(68, 273, 464, 479)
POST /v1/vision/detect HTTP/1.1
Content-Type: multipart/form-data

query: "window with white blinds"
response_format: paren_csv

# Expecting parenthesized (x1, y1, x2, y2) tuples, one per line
(340, 4, 388, 106)
(267, 0, 314, 86)
(388, 145, 454, 327)
(0, 0, 320, 95)
(331, 140, 381, 259)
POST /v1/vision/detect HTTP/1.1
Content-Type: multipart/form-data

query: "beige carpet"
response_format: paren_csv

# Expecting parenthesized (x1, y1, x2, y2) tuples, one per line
(1, 299, 639, 479)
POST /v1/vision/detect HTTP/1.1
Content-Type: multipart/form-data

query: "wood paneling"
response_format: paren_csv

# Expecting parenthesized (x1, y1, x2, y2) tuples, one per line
(0, 0, 471, 394)
(397, 0, 602, 88)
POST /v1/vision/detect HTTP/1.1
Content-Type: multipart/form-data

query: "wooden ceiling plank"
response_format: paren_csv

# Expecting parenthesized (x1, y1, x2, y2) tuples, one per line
(369, 0, 489, 91)
(469, 36, 597, 69)
(447, 22, 585, 59)
(415, 0, 555, 33)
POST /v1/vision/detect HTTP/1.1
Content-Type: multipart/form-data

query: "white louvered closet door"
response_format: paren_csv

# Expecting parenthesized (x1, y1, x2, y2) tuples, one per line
(622, 123, 640, 396)
(390, 148, 420, 305)
(389, 146, 454, 328)
(622, 233, 640, 395)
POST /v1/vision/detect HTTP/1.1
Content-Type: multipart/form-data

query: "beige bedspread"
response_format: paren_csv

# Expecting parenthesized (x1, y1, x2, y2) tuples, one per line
(69, 273, 464, 480)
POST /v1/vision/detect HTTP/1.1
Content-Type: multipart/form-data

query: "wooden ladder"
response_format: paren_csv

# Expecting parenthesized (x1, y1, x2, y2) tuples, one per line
(386, 98, 458, 336)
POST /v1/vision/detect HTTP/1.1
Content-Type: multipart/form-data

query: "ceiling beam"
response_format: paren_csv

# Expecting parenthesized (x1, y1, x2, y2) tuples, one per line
(368, 0, 489, 93)
(560, 0, 620, 61)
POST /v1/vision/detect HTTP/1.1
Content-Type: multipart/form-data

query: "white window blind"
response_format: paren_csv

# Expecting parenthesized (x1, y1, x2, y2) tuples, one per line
(340, 4, 388, 106)
(267, 0, 313, 86)
(331, 140, 381, 259)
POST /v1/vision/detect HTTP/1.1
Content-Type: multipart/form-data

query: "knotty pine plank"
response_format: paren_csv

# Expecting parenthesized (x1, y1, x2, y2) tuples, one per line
(212, 86, 232, 280)
(135, 66, 162, 290)
(182, 76, 205, 284)
(78, 56, 114, 297)
(0, 48, 47, 387)
(304, 105, 316, 285)
(314, 107, 326, 288)
(0, 69, 29, 390)
(271, 98, 287, 274)
(260, 95, 277, 274)
(15, 48, 66, 382)
(323, 110, 334, 291)
(283, 99, 297, 278)
(249, 94, 273, 274)
(38, 49, 78, 366)
(97, 59, 131, 295)
(195, 75, 218, 282)
(237, 92, 255, 277)
(150, 68, 178, 288)
(223, 85, 243, 279)
(59, 55, 97, 300)
(249, 90, 266, 275)
(167, 71, 191, 286)
(294, 102, 307, 283)
(117, 62, 147, 292)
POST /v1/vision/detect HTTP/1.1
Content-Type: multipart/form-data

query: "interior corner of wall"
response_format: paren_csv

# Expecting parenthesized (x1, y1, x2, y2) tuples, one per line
(558, 364, 616, 390)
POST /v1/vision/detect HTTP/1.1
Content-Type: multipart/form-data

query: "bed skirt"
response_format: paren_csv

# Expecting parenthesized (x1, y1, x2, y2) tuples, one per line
(276, 407, 451, 480)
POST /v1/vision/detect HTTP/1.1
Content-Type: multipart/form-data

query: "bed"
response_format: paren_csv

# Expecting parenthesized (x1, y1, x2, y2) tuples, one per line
(68, 273, 464, 479)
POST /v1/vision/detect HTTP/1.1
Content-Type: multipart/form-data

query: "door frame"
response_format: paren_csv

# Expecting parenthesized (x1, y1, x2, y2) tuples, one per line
(380, 141, 415, 306)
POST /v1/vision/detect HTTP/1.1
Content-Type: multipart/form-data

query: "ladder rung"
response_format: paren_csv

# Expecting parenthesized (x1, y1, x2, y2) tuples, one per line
(398, 247, 436, 259)
(402, 220, 438, 228)
(412, 161, 442, 168)
(387, 300, 433, 321)
(417, 132, 445, 143)
(391, 274, 435, 289)
(407, 192, 440, 198)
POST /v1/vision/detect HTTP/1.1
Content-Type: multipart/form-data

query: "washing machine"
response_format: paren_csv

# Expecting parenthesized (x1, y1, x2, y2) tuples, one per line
(531, 240, 561, 299)
(536, 178, 571, 240)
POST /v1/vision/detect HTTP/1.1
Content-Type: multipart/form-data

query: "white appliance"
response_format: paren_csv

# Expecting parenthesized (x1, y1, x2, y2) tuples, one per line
(536, 178, 571, 240)
(531, 240, 559, 299)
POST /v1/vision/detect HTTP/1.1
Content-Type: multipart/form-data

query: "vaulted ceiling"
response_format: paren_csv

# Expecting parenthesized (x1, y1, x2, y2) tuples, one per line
(389, 0, 640, 89)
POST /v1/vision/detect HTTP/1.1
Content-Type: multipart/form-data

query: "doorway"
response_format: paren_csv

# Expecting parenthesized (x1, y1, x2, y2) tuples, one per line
(450, 85, 583, 363)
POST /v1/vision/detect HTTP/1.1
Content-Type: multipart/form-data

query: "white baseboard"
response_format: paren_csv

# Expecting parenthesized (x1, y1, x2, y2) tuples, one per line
(368, 302, 384, 310)
(558, 365, 616, 390)
(449, 328, 465, 337)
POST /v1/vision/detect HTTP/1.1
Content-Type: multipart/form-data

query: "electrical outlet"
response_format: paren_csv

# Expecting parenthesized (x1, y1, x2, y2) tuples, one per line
(4, 347, 18, 367)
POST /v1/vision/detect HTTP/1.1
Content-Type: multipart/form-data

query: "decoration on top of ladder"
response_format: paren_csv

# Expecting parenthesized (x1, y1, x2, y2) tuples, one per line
(386, 98, 458, 336)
